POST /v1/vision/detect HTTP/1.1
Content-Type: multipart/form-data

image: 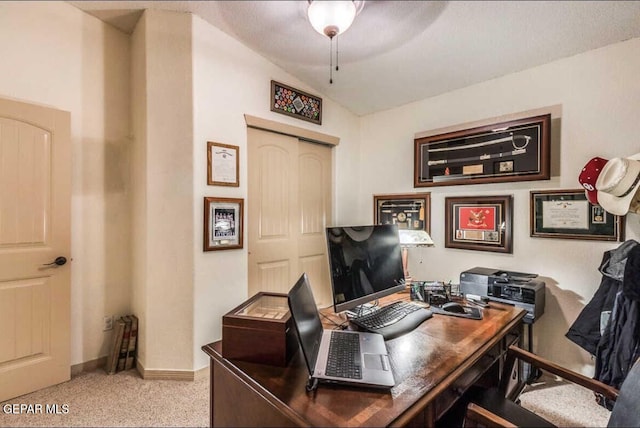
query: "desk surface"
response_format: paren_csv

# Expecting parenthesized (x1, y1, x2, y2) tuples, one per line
(203, 295, 525, 427)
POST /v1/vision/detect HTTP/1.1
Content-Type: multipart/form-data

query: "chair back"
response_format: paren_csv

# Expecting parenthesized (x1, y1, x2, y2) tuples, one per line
(608, 358, 640, 427)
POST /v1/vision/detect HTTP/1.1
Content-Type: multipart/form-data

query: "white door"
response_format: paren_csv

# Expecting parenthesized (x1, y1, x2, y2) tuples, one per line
(0, 97, 71, 401)
(247, 128, 332, 306)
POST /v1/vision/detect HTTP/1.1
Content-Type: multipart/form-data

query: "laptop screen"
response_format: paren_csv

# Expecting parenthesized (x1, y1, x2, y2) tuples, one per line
(287, 273, 324, 375)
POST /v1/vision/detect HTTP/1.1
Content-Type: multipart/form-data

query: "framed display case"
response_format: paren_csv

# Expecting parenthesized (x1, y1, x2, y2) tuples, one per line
(530, 189, 625, 241)
(270, 80, 322, 125)
(373, 193, 431, 234)
(445, 195, 513, 253)
(414, 114, 551, 187)
(204, 197, 244, 251)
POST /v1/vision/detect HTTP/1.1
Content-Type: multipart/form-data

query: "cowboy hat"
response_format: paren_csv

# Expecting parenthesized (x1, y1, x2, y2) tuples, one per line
(579, 157, 608, 205)
(596, 153, 640, 216)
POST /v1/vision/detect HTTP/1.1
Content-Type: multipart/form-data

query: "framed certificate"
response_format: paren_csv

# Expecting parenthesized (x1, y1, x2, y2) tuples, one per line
(530, 190, 624, 241)
(208, 142, 239, 187)
(445, 195, 513, 253)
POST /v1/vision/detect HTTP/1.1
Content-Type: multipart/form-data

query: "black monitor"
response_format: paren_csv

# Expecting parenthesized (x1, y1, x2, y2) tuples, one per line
(326, 225, 405, 313)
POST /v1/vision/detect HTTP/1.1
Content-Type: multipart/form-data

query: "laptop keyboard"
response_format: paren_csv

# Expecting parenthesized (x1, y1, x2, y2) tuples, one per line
(325, 331, 362, 379)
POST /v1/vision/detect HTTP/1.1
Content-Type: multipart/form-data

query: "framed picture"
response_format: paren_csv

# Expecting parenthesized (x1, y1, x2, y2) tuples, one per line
(445, 195, 513, 253)
(204, 197, 244, 251)
(373, 193, 431, 234)
(414, 114, 551, 187)
(530, 190, 624, 241)
(270, 80, 322, 125)
(208, 142, 239, 187)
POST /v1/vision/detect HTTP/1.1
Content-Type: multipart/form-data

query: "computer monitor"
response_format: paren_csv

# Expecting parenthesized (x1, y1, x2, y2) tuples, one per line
(326, 225, 405, 313)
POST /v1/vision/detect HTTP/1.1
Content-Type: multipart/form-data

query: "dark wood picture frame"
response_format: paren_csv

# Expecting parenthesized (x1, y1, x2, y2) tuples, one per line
(445, 195, 513, 253)
(270, 80, 322, 125)
(204, 197, 244, 251)
(208, 142, 239, 187)
(414, 114, 551, 187)
(530, 189, 625, 242)
(373, 193, 431, 234)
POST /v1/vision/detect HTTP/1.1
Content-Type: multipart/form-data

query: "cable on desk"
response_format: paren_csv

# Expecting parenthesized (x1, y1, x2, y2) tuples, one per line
(350, 300, 379, 318)
(320, 311, 348, 330)
(306, 377, 319, 392)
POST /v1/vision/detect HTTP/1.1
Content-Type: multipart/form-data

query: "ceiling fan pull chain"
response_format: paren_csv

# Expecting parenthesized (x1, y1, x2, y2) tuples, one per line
(330, 37, 334, 84)
(336, 35, 340, 71)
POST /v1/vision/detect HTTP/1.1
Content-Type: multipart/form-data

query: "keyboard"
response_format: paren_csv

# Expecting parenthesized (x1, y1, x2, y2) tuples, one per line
(325, 331, 362, 379)
(350, 301, 433, 340)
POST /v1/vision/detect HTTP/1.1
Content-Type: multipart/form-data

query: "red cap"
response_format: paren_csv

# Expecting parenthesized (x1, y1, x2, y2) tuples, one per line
(579, 157, 608, 205)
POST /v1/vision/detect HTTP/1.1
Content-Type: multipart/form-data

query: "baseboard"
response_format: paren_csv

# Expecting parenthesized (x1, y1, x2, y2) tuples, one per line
(70, 356, 107, 376)
(194, 366, 209, 379)
(71, 357, 206, 381)
(136, 360, 204, 381)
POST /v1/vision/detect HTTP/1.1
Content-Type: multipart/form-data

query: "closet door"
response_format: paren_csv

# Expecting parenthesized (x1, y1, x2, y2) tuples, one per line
(247, 128, 332, 306)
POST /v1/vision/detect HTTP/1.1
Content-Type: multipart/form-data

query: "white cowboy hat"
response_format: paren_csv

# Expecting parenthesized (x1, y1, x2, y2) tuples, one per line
(596, 153, 640, 216)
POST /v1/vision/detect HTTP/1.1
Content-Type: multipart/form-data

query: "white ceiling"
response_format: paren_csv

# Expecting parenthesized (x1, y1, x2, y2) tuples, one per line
(70, 1, 640, 116)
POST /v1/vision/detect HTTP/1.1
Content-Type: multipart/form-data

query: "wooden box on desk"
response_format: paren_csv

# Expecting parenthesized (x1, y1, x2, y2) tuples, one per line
(222, 292, 298, 367)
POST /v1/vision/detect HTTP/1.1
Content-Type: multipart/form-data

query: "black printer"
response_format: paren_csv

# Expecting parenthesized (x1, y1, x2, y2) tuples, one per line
(459, 267, 545, 323)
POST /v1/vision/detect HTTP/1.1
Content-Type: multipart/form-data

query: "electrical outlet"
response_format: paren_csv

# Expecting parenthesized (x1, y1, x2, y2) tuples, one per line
(103, 315, 113, 331)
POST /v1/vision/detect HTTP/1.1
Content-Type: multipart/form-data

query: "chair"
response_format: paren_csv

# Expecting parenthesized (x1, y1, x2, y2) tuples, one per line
(464, 345, 640, 428)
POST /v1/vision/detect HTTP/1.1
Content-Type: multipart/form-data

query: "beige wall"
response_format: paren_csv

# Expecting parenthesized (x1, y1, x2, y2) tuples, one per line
(355, 37, 640, 374)
(130, 9, 195, 372)
(130, 11, 148, 370)
(0, 2, 359, 372)
(0, 1, 131, 366)
(3, 1, 638, 376)
(190, 14, 360, 369)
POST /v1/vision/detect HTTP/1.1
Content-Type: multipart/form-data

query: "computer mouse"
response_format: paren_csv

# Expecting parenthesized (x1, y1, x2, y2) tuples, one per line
(442, 302, 466, 314)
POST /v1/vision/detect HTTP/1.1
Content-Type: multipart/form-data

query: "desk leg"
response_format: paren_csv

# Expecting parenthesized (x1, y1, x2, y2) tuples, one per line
(525, 323, 542, 383)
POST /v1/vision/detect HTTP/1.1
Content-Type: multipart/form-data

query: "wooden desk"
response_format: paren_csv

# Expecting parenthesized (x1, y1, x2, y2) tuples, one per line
(202, 296, 526, 427)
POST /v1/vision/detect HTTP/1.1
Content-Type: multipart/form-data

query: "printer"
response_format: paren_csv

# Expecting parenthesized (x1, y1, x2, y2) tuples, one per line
(459, 267, 545, 323)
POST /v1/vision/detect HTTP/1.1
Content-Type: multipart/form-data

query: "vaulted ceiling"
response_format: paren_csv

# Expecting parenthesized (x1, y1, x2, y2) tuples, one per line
(70, 1, 640, 116)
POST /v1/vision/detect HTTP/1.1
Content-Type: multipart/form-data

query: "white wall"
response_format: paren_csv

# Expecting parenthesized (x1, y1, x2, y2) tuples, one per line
(191, 14, 361, 369)
(0, 2, 131, 366)
(355, 37, 640, 373)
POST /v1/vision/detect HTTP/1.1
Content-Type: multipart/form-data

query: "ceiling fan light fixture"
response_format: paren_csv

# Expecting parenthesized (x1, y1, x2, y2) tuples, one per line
(307, 0, 357, 38)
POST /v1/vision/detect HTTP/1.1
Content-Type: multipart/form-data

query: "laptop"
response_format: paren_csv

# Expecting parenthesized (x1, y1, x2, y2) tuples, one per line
(287, 273, 395, 389)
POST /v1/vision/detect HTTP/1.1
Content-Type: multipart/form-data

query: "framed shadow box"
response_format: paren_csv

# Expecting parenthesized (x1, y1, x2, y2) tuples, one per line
(414, 114, 551, 187)
(530, 189, 624, 241)
(373, 193, 431, 234)
(445, 195, 513, 253)
(270, 80, 322, 125)
(204, 197, 244, 251)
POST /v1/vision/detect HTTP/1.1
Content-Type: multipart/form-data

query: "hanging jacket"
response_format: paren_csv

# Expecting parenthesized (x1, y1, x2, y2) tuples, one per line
(566, 240, 638, 355)
(594, 244, 640, 408)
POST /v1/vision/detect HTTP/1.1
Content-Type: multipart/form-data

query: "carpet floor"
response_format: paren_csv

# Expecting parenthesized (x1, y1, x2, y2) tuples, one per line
(0, 369, 611, 427)
(0, 369, 209, 427)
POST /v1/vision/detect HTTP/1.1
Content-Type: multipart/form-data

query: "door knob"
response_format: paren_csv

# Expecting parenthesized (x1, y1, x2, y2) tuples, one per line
(42, 256, 67, 267)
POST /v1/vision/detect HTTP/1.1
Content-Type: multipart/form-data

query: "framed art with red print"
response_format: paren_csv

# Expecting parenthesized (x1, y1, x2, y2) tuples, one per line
(445, 195, 513, 253)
